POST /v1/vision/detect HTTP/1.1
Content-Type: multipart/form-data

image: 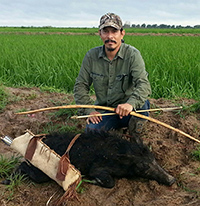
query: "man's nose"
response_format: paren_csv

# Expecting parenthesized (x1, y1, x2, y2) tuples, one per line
(107, 31, 114, 39)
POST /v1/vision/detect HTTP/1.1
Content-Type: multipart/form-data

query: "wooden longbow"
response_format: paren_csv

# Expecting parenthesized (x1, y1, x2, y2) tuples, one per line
(15, 104, 200, 144)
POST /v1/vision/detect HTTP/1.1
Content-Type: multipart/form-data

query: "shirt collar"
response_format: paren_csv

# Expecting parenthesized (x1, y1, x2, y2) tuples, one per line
(98, 43, 125, 60)
(117, 43, 124, 59)
(98, 46, 105, 58)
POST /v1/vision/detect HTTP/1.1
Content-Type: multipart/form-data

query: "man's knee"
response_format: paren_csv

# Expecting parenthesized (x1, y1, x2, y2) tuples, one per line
(128, 100, 150, 135)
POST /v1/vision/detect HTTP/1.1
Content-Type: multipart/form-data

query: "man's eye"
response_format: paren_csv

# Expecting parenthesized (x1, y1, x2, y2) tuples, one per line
(112, 29, 118, 33)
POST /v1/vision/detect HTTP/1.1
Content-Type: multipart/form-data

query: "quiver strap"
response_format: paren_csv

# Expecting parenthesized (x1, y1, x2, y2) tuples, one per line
(56, 133, 81, 181)
(25, 136, 39, 160)
(56, 154, 70, 181)
(24, 132, 46, 161)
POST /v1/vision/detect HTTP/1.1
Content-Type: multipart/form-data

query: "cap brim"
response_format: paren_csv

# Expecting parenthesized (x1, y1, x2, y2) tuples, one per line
(99, 22, 121, 30)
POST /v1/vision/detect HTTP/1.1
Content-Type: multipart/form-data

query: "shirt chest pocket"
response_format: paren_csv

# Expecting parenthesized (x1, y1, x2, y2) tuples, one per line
(90, 72, 105, 91)
(115, 74, 130, 93)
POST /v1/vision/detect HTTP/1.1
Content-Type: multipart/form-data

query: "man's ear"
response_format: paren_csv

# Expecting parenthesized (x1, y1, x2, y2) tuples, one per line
(121, 29, 125, 37)
(98, 30, 101, 36)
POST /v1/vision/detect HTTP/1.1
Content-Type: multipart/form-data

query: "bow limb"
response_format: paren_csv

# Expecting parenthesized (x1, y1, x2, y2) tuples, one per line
(15, 105, 115, 115)
(130, 111, 200, 144)
(15, 104, 200, 144)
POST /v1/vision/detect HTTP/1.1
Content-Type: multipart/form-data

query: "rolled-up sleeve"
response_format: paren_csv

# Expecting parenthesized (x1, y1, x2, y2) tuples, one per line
(126, 50, 151, 109)
(73, 52, 96, 114)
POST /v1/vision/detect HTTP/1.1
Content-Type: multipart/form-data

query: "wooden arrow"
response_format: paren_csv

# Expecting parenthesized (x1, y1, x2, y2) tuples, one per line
(71, 106, 183, 119)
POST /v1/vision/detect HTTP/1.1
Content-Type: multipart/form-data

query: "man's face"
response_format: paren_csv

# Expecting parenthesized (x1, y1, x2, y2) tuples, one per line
(99, 27, 125, 52)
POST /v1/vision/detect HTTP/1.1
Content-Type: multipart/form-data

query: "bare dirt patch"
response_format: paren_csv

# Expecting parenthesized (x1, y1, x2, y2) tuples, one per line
(0, 87, 200, 206)
(0, 32, 200, 37)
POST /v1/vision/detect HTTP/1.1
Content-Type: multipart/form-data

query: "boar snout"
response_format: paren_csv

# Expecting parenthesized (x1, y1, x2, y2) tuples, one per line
(143, 160, 176, 186)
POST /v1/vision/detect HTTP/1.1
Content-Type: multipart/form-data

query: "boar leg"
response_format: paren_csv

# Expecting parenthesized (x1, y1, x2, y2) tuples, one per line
(89, 167, 115, 188)
(1, 161, 50, 185)
(16, 161, 51, 183)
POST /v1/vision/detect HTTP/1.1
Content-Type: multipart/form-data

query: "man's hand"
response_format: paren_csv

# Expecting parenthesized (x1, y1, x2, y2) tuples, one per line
(115, 103, 133, 119)
(86, 111, 102, 124)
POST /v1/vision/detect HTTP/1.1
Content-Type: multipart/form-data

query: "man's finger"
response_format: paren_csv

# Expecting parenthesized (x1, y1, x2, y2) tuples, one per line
(86, 118, 90, 124)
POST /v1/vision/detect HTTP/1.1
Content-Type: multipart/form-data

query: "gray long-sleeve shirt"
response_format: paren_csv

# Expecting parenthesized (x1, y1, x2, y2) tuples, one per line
(74, 43, 151, 114)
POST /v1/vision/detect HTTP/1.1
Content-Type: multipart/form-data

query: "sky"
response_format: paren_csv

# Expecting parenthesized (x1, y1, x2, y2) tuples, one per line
(0, 0, 199, 27)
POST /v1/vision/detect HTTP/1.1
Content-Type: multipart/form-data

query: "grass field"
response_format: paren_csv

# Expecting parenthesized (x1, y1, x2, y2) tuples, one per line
(0, 28, 199, 100)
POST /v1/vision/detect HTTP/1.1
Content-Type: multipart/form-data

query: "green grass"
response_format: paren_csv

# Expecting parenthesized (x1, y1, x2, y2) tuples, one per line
(192, 148, 200, 161)
(4, 173, 26, 200)
(76, 178, 96, 193)
(176, 101, 200, 120)
(0, 155, 27, 200)
(0, 85, 10, 112)
(0, 154, 22, 178)
(0, 32, 199, 100)
(182, 102, 200, 113)
(125, 35, 200, 99)
(0, 34, 100, 92)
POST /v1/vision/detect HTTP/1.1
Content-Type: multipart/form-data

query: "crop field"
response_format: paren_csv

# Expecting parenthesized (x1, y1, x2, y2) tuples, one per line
(0, 28, 200, 206)
(1, 27, 200, 34)
(0, 28, 199, 100)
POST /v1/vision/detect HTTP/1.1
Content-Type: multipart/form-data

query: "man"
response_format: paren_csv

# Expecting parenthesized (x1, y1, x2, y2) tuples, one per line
(74, 13, 151, 135)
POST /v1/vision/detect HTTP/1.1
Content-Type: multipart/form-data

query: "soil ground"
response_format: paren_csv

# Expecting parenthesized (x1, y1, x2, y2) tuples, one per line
(0, 87, 200, 206)
(1, 32, 200, 37)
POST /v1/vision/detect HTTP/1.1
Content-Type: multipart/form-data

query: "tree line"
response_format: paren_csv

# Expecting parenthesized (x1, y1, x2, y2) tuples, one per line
(124, 22, 200, 29)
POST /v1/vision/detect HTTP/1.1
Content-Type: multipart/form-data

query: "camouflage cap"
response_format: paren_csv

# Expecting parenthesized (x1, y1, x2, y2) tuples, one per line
(99, 13, 123, 30)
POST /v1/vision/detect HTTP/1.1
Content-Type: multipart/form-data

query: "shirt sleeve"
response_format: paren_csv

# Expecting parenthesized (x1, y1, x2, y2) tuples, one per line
(73, 52, 96, 115)
(126, 50, 152, 110)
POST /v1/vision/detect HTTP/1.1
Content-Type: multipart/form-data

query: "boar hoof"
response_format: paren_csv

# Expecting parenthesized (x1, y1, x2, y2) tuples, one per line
(165, 175, 176, 186)
(1, 179, 11, 185)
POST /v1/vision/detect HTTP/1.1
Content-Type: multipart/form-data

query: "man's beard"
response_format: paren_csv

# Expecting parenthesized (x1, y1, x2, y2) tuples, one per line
(106, 47, 115, 51)
(105, 39, 116, 51)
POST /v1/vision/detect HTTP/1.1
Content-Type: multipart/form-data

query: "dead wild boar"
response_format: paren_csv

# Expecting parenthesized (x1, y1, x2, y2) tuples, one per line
(5, 130, 175, 188)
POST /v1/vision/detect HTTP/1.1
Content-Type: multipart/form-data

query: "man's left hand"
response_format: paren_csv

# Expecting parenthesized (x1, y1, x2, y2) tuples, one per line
(115, 103, 133, 119)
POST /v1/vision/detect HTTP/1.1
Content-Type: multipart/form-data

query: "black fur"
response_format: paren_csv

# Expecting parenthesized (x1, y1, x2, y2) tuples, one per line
(8, 130, 176, 188)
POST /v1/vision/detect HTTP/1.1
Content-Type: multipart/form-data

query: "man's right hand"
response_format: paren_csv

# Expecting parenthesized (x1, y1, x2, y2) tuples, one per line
(86, 111, 102, 124)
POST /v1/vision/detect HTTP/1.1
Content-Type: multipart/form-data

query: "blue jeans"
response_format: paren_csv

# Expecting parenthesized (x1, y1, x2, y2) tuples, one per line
(86, 100, 150, 132)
